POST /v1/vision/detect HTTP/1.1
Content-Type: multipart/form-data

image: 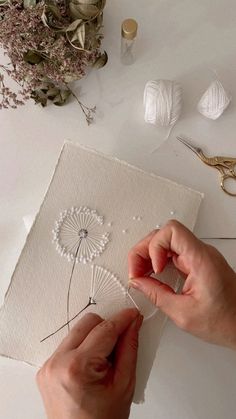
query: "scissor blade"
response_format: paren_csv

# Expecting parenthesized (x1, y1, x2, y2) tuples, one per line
(176, 135, 203, 157)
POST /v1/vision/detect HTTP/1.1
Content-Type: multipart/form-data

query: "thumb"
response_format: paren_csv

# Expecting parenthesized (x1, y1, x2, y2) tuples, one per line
(129, 277, 185, 322)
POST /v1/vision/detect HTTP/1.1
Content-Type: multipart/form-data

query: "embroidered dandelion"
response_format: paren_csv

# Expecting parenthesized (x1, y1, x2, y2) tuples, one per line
(52, 206, 109, 264)
(52, 206, 109, 333)
(90, 265, 127, 306)
(41, 265, 128, 343)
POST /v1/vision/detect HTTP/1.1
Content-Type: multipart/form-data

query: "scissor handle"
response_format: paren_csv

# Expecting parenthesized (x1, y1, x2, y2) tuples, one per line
(221, 174, 236, 197)
(231, 163, 236, 177)
(217, 158, 236, 176)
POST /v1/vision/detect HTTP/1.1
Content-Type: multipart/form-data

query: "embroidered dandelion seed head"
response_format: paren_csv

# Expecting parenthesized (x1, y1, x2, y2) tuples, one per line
(52, 206, 109, 264)
(90, 265, 127, 304)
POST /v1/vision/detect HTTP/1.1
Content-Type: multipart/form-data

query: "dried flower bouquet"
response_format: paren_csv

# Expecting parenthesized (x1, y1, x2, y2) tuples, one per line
(0, 0, 107, 123)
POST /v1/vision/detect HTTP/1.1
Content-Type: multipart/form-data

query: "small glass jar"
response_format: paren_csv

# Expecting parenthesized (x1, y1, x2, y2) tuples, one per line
(121, 18, 138, 65)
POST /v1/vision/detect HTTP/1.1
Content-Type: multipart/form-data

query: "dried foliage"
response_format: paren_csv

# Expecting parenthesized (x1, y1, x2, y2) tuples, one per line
(0, 0, 107, 123)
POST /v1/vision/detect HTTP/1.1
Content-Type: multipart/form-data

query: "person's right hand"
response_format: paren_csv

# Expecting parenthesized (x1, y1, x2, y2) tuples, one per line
(128, 220, 236, 350)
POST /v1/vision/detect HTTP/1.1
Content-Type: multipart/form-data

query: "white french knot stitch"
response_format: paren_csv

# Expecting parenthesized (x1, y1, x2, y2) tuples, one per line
(198, 79, 231, 120)
(144, 79, 183, 126)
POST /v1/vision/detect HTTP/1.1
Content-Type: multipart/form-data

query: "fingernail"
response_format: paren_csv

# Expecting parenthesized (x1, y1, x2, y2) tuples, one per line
(154, 265, 161, 275)
(128, 279, 140, 290)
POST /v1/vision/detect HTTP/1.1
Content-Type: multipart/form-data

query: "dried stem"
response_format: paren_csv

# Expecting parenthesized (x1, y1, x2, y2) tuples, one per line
(66, 85, 96, 125)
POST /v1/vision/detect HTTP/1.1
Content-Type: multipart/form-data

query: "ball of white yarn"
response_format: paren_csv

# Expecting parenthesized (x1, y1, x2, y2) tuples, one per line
(198, 79, 231, 120)
(144, 79, 182, 126)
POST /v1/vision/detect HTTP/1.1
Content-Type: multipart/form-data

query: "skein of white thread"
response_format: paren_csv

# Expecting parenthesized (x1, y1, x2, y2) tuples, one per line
(144, 80, 182, 152)
(198, 79, 231, 120)
(144, 80, 182, 126)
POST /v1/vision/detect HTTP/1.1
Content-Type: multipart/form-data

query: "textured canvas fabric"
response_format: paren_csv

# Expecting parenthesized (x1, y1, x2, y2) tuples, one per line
(0, 142, 203, 402)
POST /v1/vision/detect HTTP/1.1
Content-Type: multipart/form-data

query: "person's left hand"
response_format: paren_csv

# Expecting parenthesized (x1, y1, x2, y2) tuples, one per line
(37, 309, 143, 419)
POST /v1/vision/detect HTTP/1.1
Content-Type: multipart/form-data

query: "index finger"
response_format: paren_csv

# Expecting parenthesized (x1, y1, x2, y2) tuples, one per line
(148, 220, 203, 274)
(128, 221, 202, 279)
(128, 230, 157, 279)
(77, 308, 139, 358)
(56, 313, 103, 353)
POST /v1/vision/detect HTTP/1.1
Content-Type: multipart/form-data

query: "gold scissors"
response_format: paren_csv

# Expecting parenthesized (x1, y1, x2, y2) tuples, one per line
(177, 135, 236, 197)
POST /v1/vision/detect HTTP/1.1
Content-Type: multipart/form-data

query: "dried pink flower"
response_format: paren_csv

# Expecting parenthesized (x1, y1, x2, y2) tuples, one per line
(0, 0, 107, 122)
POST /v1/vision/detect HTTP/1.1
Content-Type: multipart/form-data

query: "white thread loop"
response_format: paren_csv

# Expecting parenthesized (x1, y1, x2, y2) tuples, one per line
(198, 79, 231, 120)
(144, 79, 182, 126)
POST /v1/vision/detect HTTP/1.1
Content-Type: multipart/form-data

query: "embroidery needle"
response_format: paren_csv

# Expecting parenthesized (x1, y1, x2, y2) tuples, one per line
(126, 286, 140, 311)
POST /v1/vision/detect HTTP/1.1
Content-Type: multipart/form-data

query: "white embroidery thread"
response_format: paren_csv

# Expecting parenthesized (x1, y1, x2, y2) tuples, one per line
(41, 265, 128, 342)
(52, 206, 109, 264)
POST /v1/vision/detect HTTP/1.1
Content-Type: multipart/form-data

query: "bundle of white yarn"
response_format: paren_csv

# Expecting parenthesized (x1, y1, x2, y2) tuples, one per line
(144, 79, 183, 126)
(198, 79, 231, 120)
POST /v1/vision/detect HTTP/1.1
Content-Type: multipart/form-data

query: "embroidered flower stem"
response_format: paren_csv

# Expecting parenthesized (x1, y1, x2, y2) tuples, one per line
(40, 298, 96, 343)
(41, 265, 127, 344)
(66, 238, 82, 332)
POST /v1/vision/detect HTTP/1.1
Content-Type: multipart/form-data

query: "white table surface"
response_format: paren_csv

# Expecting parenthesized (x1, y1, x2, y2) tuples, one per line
(1, 0, 236, 418)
